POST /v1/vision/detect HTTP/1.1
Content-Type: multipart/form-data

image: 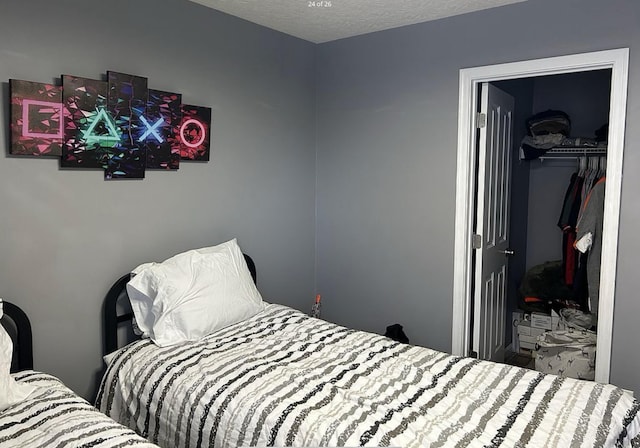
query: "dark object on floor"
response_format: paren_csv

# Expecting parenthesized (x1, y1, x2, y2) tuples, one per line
(384, 324, 409, 344)
(519, 260, 574, 313)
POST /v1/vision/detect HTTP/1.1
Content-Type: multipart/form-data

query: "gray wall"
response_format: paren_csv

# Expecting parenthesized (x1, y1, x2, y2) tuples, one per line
(316, 0, 640, 394)
(532, 70, 612, 138)
(0, 0, 317, 398)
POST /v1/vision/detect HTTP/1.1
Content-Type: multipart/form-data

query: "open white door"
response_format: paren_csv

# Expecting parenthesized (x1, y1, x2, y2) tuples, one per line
(472, 83, 514, 362)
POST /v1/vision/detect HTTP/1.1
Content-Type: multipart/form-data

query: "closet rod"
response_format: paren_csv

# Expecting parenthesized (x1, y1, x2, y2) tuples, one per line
(538, 156, 591, 160)
(539, 148, 606, 161)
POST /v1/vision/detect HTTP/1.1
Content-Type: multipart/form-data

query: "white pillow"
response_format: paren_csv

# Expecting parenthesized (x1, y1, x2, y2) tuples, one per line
(126, 239, 265, 346)
(0, 300, 35, 411)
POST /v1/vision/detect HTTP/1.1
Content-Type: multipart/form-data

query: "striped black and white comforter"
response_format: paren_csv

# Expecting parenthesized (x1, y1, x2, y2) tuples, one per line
(0, 371, 159, 447)
(97, 303, 640, 447)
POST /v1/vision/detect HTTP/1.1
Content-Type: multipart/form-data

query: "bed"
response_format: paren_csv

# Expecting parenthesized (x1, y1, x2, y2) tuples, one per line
(0, 299, 160, 447)
(96, 240, 640, 447)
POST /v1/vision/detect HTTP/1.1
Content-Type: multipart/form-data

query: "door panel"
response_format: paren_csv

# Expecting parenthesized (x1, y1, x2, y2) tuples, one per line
(473, 83, 514, 363)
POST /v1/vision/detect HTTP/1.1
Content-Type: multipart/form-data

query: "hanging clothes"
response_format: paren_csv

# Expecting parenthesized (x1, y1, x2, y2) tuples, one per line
(575, 176, 606, 317)
(557, 156, 604, 312)
(557, 171, 584, 287)
(571, 249, 590, 312)
(581, 157, 600, 204)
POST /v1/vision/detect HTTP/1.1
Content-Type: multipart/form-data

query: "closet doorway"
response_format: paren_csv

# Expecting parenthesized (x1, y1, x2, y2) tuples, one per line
(451, 49, 629, 384)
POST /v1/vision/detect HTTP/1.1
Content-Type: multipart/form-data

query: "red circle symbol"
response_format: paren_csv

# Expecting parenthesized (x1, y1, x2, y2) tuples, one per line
(180, 118, 206, 148)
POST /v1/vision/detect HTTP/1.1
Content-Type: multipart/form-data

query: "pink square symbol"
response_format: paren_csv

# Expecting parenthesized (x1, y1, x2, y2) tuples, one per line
(22, 99, 64, 139)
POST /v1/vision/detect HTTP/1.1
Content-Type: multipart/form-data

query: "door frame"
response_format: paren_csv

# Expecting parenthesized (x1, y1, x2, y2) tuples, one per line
(451, 48, 629, 383)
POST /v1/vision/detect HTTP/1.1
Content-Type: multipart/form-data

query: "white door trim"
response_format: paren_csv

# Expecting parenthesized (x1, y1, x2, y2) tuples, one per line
(452, 48, 629, 383)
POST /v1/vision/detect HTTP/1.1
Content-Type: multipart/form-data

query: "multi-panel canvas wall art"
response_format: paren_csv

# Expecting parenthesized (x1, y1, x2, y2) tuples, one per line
(9, 70, 212, 180)
(10, 80, 64, 156)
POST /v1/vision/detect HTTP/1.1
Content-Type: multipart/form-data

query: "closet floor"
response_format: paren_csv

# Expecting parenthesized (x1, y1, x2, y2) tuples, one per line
(504, 350, 535, 370)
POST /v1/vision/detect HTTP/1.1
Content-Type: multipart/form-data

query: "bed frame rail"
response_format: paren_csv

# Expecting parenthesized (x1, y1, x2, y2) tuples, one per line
(1, 300, 34, 372)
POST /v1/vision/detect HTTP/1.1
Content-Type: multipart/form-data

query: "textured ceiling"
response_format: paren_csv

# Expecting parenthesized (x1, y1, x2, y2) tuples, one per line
(187, 0, 527, 43)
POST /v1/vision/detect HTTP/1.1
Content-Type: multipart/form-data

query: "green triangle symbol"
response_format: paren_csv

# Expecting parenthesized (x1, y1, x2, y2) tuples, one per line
(82, 108, 120, 147)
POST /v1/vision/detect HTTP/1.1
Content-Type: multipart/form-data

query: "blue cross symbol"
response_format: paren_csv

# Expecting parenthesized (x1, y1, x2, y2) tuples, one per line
(139, 116, 164, 143)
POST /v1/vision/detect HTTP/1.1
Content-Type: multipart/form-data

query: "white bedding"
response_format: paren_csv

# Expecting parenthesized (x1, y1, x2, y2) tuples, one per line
(97, 303, 640, 447)
(1, 371, 159, 448)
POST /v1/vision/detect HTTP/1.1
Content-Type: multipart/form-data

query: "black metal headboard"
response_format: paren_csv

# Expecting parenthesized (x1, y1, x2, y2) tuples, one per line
(103, 254, 257, 356)
(1, 300, 34, 372)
